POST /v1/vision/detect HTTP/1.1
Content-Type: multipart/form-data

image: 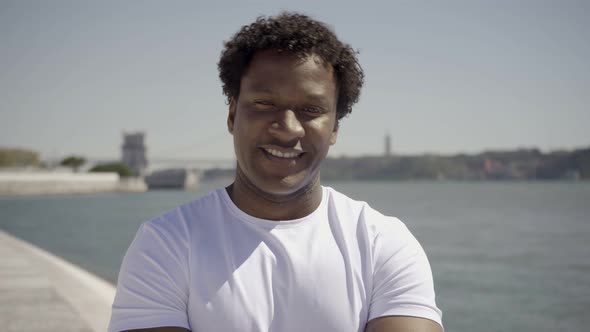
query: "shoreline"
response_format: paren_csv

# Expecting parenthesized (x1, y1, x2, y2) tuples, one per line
(0, 172, 146, 196)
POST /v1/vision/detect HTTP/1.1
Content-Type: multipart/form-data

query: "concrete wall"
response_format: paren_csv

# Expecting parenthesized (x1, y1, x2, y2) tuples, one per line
(0, 229, 116, 332)
(0, 172, 146, 196)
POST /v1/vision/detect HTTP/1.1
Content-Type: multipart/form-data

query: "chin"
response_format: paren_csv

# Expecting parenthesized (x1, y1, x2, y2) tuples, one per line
(257, 173, 318, 197)
(258, 180, 305, 196)
(236, 162, 320, 199)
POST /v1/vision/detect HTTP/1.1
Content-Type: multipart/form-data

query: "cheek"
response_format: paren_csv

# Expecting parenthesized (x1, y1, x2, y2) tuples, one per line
(238, 107, 271, 127)
(234, 110, 255, 134)
(234, 111, 270, 146)
(309, 117, 337, 140)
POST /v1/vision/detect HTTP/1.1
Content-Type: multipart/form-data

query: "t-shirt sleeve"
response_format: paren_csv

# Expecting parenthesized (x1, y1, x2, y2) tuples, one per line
(109, 219, 191, 332)
(368, 216, 443, 328)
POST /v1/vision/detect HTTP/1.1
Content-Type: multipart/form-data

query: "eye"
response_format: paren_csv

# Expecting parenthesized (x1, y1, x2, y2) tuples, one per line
(253, 100, 275, 110)
(301, 106, 325, 115)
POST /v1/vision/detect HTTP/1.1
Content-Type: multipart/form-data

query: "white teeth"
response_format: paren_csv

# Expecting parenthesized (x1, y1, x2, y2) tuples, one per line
(264, 148, 301, 158)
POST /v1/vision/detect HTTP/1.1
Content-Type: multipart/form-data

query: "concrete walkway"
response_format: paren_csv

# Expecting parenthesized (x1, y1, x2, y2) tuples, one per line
(0, 230, 116, 332)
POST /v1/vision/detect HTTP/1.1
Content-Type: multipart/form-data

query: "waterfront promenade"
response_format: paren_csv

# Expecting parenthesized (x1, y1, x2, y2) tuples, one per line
(0, 230, 115, 331)
(0, 172, 146, 196)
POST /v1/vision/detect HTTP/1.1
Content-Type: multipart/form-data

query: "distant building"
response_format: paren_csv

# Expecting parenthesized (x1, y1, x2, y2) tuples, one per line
(121, 132, 147, 176)
(384, 133, 392, 157)
(144, 168, 200, 190)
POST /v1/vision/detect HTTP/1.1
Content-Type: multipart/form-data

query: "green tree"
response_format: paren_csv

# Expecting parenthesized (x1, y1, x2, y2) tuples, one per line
(89, 162, 133, 177)
(60, 156, 86, 172)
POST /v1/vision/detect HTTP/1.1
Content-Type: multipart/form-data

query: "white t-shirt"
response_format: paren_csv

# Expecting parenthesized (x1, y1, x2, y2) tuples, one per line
(109, 186, 442, 332)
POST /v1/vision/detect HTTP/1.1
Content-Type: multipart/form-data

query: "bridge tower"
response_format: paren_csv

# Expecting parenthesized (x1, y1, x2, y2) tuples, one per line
(385, 132, 392, 157)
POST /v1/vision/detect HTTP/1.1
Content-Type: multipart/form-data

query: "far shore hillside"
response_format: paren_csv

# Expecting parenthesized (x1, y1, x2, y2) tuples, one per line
(2, 146, 589, 183)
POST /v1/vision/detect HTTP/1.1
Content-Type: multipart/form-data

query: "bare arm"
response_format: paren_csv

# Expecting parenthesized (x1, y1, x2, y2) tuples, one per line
(365, 316, 443, 332)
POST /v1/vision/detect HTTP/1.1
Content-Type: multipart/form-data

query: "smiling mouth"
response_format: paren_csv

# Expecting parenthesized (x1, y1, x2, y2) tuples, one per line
(261, 147, 304, 159)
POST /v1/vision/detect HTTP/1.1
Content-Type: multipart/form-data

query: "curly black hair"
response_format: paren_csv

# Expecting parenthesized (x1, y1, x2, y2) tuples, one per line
(218, 12, 364, 121)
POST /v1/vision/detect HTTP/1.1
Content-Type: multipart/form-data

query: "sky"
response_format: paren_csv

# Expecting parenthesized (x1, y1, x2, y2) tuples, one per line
(1, 0, 589, 162)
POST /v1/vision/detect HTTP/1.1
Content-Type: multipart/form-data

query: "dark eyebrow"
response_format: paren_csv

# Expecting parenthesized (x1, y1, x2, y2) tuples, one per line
(301, 94, 333, 109)
(245, 83, 332, 107)
(305, 94, 329, 104)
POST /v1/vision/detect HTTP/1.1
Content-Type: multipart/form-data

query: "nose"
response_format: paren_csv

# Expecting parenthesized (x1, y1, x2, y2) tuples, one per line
(268, 109, 305, 142)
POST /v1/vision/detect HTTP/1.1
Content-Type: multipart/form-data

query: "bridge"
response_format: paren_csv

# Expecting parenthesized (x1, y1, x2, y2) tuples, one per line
(88, 133, 236, 174)
(147, 158, 235, 172)
(86, 157, 235, 173)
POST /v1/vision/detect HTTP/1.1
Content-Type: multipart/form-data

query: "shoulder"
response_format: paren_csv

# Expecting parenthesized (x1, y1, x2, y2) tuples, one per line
(323, 185, 369, 223)
(325, 187, 443, 327)
(142, 188, 226, 235)
(323, 186, 412, 245)
(126, 188, 228, 266)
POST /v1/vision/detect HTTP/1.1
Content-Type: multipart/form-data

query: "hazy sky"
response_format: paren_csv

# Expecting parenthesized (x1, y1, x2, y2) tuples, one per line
(1, 0, 589, 161)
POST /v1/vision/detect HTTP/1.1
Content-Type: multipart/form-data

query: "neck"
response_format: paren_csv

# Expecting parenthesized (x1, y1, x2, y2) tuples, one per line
(226, 166, 323, 221)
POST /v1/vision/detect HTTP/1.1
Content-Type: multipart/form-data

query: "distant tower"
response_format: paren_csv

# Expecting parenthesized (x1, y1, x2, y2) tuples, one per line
(384, 132, 392, 157)
(121, 132, 147, 176)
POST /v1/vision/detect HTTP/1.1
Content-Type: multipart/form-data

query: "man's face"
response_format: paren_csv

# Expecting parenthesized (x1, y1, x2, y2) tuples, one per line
(227, 50, 338, 196)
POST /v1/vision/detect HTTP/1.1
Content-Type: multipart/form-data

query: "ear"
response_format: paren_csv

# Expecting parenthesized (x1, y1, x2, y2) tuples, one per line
(330, 121, 339, 145)
(227, 97, 236, 134)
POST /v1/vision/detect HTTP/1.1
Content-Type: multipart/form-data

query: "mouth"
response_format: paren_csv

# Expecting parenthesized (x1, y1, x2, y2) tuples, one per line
(260, 147, 305, 160)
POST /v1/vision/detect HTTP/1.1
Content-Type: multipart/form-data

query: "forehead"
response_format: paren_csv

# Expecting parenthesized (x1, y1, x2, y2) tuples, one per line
(241, 50, 336, 94)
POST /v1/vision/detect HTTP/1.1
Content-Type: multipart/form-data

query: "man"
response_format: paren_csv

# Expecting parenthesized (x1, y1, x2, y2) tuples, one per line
(109, 12, 443, 332)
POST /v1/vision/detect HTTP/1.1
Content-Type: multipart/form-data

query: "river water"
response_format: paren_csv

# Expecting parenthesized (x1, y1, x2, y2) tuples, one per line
(1, 180, 589, 332)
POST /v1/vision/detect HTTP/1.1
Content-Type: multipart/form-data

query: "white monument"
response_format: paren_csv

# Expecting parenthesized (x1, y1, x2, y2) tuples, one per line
(121, 132, 147, 176)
